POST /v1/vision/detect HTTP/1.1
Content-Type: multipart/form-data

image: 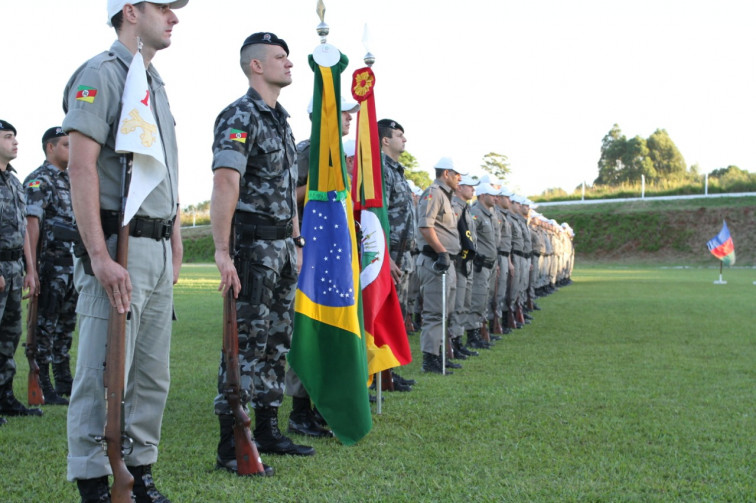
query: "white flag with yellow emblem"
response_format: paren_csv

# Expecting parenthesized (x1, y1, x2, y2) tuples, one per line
(115, 50, 166, 224)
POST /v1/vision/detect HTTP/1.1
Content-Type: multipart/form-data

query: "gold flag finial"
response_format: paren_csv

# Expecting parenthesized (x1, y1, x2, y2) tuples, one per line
(316, 0, 329, 44)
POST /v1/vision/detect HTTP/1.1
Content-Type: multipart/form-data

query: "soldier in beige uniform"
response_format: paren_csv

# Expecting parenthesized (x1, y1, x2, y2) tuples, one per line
(415, 158, 464, 374)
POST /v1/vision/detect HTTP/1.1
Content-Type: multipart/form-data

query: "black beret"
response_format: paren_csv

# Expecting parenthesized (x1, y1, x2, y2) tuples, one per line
(241, 32, 289, 55)
(377, 119, 403, 133)
(42, 126, 67, 144)
(0, 120, 17, 135)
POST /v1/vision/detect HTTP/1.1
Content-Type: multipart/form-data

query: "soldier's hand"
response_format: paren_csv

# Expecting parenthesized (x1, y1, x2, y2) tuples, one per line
(22, 273, 37, 299)
(433, 252, 450, 273)
(0, 275, 5, 292)
(215, 250, 240, 298)
(389, 257, 402, 284)
(91, 255, 132, 314)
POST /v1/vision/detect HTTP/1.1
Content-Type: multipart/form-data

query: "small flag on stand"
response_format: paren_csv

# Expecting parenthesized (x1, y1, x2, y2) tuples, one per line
(706, 220, 736, 266)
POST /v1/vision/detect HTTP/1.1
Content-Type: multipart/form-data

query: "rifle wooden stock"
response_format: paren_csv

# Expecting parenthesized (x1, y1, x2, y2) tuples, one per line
(25, 294, 44, 405)
(103, 222, 134, 503)
(222, 288, 266, 476)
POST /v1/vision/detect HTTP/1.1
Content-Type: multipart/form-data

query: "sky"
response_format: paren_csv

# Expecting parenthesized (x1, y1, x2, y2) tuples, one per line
(4, 0, 756, 207)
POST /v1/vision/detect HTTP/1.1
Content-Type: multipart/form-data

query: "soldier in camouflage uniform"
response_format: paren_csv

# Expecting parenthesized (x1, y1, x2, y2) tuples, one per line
(211, 33, 313, 474)
(0, 119, 41, 424)
(377, 118, 416, 388)
(24, 126, 78, 405)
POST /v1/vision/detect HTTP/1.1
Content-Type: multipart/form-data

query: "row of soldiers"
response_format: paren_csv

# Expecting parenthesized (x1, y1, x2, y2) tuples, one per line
(0, 121, 77, 426)
(375, 119, 575, 381)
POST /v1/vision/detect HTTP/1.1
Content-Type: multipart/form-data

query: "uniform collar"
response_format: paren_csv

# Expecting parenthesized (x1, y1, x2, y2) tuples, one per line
(110, 41, 165, 87)
(246, 86, 291, 119)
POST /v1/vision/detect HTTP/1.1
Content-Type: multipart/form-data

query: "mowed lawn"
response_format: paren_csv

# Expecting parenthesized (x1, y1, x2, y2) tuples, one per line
(2, 264, 754, 502)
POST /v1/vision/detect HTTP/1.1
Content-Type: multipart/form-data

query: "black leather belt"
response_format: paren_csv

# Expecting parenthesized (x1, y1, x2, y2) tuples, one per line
(0, 247, 23, 261)
(421, 245, 458, 261)
(498, 250, 510, 257)
(532, 252, 541, 257)
(512, 249, 527, 258)
(235, 212, 293, 241)
(102, 210, 174, 241)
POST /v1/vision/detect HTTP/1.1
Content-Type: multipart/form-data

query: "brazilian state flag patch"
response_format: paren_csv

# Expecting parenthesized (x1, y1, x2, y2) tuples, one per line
(76, 86, 97, 103)
(229, 129, 247, 143)
(27, 179, 42, 190)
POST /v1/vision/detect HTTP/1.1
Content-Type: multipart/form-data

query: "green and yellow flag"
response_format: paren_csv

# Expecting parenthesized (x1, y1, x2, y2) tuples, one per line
(288, 52, 372, 446)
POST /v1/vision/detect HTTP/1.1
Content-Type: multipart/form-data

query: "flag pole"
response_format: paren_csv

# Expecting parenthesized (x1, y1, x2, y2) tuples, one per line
(441, 272, 447, 375)
(713, 260, 726, 285)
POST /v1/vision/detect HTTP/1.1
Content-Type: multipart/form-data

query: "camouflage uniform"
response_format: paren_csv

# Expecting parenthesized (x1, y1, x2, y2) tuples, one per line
(212, 86, 298, 413)
(24, 162, 78, 369)
(384, 155, 416, 316)
(0, 165, 26, 398)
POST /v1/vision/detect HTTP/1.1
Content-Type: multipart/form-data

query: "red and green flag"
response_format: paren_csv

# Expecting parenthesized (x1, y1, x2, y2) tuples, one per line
(350, 66, 411, 378)
(706, 220, 736, 266)
(288, 52, 372, 446)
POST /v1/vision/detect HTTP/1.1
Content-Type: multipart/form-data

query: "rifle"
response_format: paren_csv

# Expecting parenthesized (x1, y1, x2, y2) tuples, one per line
(25, 288, 44, 405)
(99, 154, 134, 503)
(23, 221, 44, 405)
(222, 230, 267, 476)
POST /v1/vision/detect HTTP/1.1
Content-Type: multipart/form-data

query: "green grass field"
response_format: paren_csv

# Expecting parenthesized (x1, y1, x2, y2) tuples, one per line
(3, 264, 755, 502)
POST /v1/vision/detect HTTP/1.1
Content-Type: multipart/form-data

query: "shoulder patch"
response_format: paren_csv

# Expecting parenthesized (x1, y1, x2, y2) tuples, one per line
(76, 85, 98, 103)
(27, 179, 42, 190)
(229, 129, 247, 143)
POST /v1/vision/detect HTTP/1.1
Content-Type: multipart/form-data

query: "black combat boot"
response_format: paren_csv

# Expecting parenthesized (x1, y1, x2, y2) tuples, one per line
(254, 407, 315, 456)
(392, 370, 416, 386)
(76, 476, 110, 503)
(128, 464, 170, 503)
(452, 336, 477, 357)
(216, 415, 274, 476)
(421, 352, 452, 374)
(288, 396, 333, 438)
(466, 329, 491, 350)
(39, 362, 69, 405)
(53, 359, 73, 396)
(0, 386, 43, 416)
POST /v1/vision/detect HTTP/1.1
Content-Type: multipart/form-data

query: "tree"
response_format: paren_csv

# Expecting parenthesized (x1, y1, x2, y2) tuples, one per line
(595, 124, 686, 186)
(399, 151, 431, 189)
(480, 152, 510, 181)
(646, 129, 686, 181)
(594, 124, 626, 185)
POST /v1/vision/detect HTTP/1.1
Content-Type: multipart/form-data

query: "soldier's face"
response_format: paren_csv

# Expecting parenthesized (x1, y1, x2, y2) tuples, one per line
(49, 137, 70, 170)
(341, 111, 353, 136)
(382, 129, 406, 156)
(0, 131, 18, 164)
(136, 2, 179, 52)
(458, 184, 474, 201)
(444, 169, 461, 190)
(260, 45, 293, 88)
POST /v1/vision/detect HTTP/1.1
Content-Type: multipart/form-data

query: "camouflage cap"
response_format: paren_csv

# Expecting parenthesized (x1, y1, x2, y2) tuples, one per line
(0, 120, 17, 135)
(241, 32, 289, 55)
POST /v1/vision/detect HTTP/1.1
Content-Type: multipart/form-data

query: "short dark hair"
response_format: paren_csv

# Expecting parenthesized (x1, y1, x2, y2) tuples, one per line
(111, 2, 145, 32)
(42, 137, 61, 155)
(378, 124, 395, 143)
